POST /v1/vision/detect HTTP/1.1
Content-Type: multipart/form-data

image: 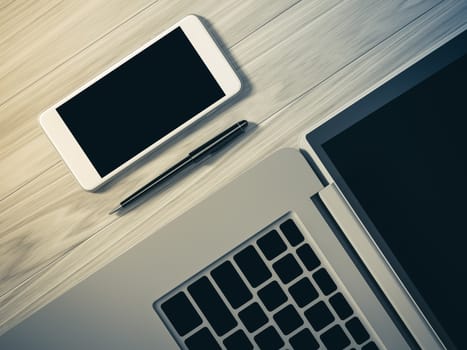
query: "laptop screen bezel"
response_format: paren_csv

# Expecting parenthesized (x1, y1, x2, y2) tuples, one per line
(306, 29, 467, 350)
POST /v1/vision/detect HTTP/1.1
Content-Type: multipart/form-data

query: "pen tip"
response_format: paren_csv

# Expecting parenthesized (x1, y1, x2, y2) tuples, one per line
(108, 205, 121, 215)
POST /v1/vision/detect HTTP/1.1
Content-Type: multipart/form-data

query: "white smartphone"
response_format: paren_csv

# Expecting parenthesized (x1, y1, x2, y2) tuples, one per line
(40, 15, 241, 191)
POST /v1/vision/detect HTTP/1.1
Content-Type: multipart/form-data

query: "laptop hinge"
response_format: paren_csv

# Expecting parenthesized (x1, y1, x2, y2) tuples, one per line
(312, 185, 420, 349)
(299, 149, 329, 187)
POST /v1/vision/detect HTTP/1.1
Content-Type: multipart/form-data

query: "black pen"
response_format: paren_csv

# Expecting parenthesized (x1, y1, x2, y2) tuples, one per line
(109, 120, 249, 214)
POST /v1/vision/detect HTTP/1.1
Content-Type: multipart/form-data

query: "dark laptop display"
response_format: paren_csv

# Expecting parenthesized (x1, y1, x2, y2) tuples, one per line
(308, 30, 466, 349)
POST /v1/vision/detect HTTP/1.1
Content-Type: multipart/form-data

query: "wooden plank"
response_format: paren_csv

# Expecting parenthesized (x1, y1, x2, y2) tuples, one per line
(0, 0, 442, 320)
(0, 0, 62, 46)
(0, 0, 15, 12)
(0, 0, 160, 105)
(0, 0, 300, 200)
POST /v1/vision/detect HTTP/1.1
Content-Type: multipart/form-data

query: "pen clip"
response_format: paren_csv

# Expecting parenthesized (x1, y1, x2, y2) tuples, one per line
(189, 120, 248, 158)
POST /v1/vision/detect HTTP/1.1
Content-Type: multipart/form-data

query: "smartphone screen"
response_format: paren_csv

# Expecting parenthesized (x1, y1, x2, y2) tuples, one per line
(57, 27, 225, 177)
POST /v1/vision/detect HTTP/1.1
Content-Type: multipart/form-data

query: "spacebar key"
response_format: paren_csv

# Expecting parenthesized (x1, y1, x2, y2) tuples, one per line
(188, 276, 237, 336)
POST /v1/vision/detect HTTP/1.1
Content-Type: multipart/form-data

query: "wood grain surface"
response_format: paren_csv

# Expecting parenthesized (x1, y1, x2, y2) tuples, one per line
(1, 0, 466, 335)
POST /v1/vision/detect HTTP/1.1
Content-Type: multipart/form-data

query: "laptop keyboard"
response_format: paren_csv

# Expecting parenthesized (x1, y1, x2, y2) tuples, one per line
(154, 217, 379, 349)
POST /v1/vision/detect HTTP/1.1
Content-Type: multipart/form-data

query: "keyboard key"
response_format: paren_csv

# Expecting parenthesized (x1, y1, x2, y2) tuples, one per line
(258, 281, 288, 311)
(211, 261, 252, 309)
(289, 328, 319, 350)
(238, 302, 268, 332)
(313, 268, 337, 295)
(160, 292, 202, 336)
(254, 326, 284, 350)
(188, 276, 237, 336)
(223, 329, 253, 350)
(272, 254, 303, 284)
(257, 230, 287, 260)
(280, 219, 304, 246)
(346, 317, 370, 344)
(185, 327, 220, 350)
(288, 277, 318, 307)
(305, 301, 335, 331)
(362, 341, 379, 350)
(329, 292, 353, 320)
(296, 244, 320, 271)
(273, 305, 303, 335)
(320, 325, 351, 350)
(234, 246, 272, 287)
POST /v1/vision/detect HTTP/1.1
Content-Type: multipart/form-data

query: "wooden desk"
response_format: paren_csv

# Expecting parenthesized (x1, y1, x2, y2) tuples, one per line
(1, 0, 465, 334)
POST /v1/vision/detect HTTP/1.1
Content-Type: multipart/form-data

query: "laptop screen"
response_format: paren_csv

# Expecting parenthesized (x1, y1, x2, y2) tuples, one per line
(319, 46, 466, 347)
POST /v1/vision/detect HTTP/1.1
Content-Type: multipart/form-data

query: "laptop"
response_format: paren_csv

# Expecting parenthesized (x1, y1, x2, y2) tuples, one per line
(1, 28, 466, 350)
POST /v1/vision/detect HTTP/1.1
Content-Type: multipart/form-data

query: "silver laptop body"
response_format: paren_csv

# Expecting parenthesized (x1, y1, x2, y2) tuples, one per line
(1, 26, 465, 350)
(0, 148, 411, 349)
